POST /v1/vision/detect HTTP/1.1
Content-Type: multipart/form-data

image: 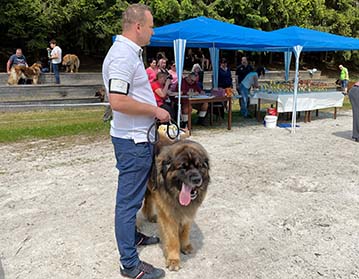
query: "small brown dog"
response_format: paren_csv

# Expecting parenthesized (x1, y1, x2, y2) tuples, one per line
(7, 63, 42, 85)
(95, 87, 106, 102)
(62, 54, 80, 73)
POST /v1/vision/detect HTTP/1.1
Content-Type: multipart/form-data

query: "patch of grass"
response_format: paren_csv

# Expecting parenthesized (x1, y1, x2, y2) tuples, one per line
(0, 108, 110, 143)
(0, 96, 352, 143)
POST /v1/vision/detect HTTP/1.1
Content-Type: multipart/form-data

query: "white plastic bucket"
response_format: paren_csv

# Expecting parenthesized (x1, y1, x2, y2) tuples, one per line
(264, 115, 277, 128)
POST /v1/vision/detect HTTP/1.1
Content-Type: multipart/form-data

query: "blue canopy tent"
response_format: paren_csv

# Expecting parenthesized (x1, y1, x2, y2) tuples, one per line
(149, 18, 359, 133)
(150, 17, 291, 81)
(149, 17, 292, 125)
(271, 26, 359, 51)
(269, 26, 359, 131)
(276, 26, 359, 82)
(150, 16, 288, 49)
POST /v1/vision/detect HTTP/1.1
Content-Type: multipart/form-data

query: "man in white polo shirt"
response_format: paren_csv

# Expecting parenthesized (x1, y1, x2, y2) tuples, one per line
(102, 4, 169, 279)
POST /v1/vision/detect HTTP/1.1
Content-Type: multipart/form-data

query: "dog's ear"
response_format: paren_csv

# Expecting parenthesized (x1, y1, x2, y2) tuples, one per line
(148, 164, 157, 191)
(155, 156, 171, 188)
(203, 158, 210, 170)
(161, 159, 171, 177)
(149, 157, 170, 191)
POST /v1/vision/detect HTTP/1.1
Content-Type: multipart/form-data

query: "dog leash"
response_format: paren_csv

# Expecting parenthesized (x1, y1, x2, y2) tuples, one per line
(146, 119, 180, 145)
(147, 119, 180, 190)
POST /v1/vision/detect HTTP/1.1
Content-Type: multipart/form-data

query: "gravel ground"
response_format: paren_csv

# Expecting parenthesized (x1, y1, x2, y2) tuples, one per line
(1, 109, 359, 279)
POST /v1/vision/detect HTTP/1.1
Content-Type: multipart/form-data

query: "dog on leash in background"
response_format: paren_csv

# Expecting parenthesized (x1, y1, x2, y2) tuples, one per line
(62, 54, 80, 73)
(7, 62, 42, 85)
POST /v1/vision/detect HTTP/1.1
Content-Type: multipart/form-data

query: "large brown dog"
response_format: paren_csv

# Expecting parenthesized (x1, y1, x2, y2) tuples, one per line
(62, 54, 80, 73)
(7, 63, 42, 85)
(143, 139, 210, 271)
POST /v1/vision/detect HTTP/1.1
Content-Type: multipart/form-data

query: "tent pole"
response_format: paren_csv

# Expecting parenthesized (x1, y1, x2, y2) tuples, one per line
(291, 45, 303, 134)
(173, 39, 186, 136)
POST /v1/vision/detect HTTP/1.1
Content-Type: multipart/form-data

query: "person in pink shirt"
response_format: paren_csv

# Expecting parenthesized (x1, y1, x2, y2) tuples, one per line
(146, 58, 157, 82)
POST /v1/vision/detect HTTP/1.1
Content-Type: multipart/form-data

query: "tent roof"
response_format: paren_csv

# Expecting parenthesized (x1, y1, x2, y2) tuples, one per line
(270, 26, 359, 52)
(150, 16, 291, 50)
(150, 19, 359, 52)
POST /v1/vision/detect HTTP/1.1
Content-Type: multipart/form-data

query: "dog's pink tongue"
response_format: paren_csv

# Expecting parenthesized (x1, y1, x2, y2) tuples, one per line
(179, 183, 192, 206)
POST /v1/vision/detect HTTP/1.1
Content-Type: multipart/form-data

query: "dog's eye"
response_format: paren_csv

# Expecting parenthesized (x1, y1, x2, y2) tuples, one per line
(178, 162, 188, 169)
(193, 157, 209, 169)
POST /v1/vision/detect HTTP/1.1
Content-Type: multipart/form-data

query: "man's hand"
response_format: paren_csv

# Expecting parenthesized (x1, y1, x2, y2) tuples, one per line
(155, 107, 170, 123)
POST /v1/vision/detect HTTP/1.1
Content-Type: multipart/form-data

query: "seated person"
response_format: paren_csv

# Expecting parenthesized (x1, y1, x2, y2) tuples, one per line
(146, 58, 158, 82)
(151, 72, 176, 121)
(191, 63, 204, 90)
(6, 48, 28, 84)
(175, 72, 208, 127)
(157, 58, 168, 74)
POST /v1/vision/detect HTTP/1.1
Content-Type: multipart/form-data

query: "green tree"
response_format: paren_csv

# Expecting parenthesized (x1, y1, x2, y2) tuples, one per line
(1, 0, 359, 70)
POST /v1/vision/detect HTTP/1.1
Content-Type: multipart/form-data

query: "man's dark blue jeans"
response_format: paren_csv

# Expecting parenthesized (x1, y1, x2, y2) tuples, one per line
(111, 137, 154, 269)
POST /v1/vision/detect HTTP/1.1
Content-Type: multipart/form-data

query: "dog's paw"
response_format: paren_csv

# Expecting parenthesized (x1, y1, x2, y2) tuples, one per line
(166, 258, 180, 271)
(181, 243, 193, 255)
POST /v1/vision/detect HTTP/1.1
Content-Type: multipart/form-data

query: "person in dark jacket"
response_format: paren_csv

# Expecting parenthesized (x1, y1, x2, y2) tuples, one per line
(218, 58, 232, 89)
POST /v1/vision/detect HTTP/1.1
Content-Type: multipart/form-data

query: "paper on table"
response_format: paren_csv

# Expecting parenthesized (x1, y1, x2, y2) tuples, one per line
(190, 95, 215, 99)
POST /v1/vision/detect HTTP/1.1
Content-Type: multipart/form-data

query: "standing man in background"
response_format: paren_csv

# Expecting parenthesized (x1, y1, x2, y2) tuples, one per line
(235, 56, 253, 94)
(49, 39, 62, 84)
(339, 64, 349, 94)
(102, 4, 169, 279)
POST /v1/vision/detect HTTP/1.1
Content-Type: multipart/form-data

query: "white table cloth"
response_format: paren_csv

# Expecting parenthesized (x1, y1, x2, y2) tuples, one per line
(251, 91, 344, 112)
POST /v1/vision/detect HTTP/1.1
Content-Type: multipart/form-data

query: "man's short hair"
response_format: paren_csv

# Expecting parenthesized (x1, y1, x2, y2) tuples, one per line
(122, 4, 152, 31)
(49, 39, 57, 45)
